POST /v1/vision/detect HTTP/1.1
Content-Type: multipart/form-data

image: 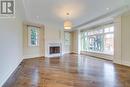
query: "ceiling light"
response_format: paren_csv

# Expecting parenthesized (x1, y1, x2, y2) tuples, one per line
(36, 16, 39, 19)
(106, 8, 110, 10)
(64, 20, 72, 29)
(64, 13, 72, 30)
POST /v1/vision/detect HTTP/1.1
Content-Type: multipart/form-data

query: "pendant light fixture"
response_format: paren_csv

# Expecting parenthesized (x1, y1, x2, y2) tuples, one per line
(64, 13, 72, 29)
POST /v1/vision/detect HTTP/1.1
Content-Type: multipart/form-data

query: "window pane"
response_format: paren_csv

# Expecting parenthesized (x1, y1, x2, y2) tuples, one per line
(81, 32, 88, 51)
(110, 27, 114, 32)
(88, 35, 103, 52)
(104, 34, 114, 54)
(31, 28, 38, 46)
(94, 31, 97, 34)
(64, 32, 71, 46)
(104, 28, 109, 33)
(80, 25, 114, 55)
(88, 32, 91, 35)
(28, 26, 39, 47)
(99, 29, 103, 34)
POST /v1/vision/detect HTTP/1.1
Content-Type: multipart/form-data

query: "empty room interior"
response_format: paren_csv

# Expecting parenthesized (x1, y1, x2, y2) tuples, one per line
(1, 0, 130, 87)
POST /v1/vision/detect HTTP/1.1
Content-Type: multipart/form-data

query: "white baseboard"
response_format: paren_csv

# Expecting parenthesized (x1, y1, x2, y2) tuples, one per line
(81, 51, 113, 60)
(71, 51, 78, 54)
(113, 59, 122, 65)
(114, 59, 130, 67)
(122, 60, 130, 67)
(24, 55, 44, 59)
(0, 59, 23, 87)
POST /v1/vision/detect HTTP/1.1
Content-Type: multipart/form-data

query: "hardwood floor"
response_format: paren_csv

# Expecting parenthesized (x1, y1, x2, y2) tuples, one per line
(3, 54, 130, 87)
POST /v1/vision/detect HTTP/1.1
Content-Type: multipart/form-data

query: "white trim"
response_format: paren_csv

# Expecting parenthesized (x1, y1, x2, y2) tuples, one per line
(72, 6, 129, 31)
(81, 51, 113, 60)
(0, 58, 23, 87)
(122, 60, 130, 67)
(113, 59, 122, 65)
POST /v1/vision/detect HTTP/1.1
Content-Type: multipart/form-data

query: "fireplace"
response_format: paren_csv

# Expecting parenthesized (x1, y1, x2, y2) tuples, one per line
(47, 43, 62, 57)
(50, 46, 60, 54)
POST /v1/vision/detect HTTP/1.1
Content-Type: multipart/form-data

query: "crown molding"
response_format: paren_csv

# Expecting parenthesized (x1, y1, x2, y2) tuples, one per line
(71, 5, 130, 31)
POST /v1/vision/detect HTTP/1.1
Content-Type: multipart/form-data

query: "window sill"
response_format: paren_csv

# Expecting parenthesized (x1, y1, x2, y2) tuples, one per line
(81, 51, 114, 60)
(81, 51, 114, 56)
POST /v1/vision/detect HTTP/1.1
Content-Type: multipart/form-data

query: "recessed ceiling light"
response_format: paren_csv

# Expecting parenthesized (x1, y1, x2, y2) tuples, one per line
(106, 8, 110, 10)
(36, 16, 39, 19)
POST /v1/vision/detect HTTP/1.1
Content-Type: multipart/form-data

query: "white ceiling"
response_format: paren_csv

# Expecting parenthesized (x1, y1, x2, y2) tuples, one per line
(23, 0, 128, 28)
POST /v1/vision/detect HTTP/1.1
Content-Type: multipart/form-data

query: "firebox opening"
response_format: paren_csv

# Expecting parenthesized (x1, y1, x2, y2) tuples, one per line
(50, 46, 60, 54)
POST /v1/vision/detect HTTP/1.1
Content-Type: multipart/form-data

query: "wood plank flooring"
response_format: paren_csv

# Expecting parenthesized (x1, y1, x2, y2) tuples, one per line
(2, 54, 130, 87)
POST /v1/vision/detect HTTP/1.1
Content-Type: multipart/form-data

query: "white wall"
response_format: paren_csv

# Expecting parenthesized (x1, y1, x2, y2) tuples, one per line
(0, 0, 25, 86)
(114, 16, 122, 64)
(114, 11, 130, 66)
(71, 30, 79, 53)
(121, 12, 130, 66)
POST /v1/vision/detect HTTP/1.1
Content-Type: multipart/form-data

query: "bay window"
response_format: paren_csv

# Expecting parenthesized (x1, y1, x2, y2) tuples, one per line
(81, 24, 114, 55)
